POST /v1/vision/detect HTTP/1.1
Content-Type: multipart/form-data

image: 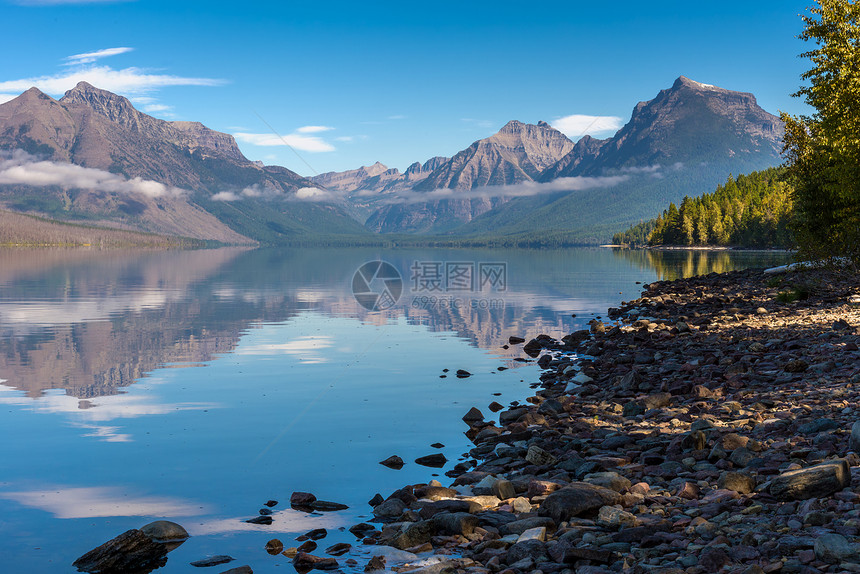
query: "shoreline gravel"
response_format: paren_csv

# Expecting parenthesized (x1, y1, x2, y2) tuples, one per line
(341, 265, 860, 574)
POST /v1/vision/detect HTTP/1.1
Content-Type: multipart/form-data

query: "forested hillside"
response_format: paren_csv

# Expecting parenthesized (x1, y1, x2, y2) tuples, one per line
(613, 168, 793, 248)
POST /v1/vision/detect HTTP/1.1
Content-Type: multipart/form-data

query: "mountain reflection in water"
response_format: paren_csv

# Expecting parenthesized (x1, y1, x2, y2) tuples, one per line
(0, 247, 791, 400)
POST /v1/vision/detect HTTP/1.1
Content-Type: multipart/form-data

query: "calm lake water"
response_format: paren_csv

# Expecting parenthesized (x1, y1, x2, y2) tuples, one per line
(0, 247, 791, 573)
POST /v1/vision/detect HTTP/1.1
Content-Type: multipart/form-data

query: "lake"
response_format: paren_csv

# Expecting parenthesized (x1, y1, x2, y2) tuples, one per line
(0, 247, 791, 573)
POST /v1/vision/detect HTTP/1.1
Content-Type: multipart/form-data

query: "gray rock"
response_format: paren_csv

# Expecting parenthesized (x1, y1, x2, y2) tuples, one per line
(583, 471, 631, 492)
(391, 520, 435, 550)
(729, 447, 757, 467)
(432, 512, 478, 536)
(506, 539, 548, 565)
(72, 529, 168, 573)
(191, 555, 235, 567)
(310, 500, 348, 511)
(462, 407, 484, 424)
(622, 402, 645, 417)
(140, 520, 189, 543)
(219, 567, 253, 574)
(372, 498, 406, 519)
(525, 445, 557, 466)
(596, 506, 637, 528)
(511, 497, 531, 513)
(499, 407, 529, 425)
(850, 421, 860, 453)
(500, 516, 555, 535)
(379, 455, 404, 469)
(292, 552, 338, 571)
(814, 533, 858, 564)
(539, 482, 622, 522)
(769, 459, 851, 500)
(417, 499, 481, 518)
(718, 471, 756, 494)
(414, 453, 447, 468)
(245, 515, 272, 525)
(682, 431, 706, 451)
(642, 392, 672, 410)
(492, 479, 516, 500)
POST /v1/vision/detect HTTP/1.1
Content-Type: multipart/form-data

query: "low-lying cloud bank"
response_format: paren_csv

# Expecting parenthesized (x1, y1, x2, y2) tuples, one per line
(213, 175, 630, 205)
(363, 175, 631, 205)
(212, 184, 334, 202)
(0, 150, 186, 198)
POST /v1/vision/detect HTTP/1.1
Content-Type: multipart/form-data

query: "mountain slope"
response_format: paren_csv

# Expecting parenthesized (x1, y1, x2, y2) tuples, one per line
(443, 76, 786, 244)
(0, 83, 371, 243)
(548, 76, 783, 179)
(365, 120, 576, 233)
(415, 120, 576, 190)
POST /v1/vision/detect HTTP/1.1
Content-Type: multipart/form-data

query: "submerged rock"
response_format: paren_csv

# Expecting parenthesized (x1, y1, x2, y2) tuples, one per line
(190, 555, 234, 567)
(380, 455, 404, 469)
(415, 453, 447, 468)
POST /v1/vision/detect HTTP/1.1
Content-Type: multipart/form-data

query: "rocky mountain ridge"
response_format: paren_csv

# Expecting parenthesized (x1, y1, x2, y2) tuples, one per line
(0, 76, 786, 244)
(350, 76, 786, 236)
(0, 82, 370, 243)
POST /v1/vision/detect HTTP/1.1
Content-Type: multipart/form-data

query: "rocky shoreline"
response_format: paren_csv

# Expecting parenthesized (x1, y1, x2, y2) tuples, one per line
(338, 265, 860, 574)
(72, 264, 860, 574)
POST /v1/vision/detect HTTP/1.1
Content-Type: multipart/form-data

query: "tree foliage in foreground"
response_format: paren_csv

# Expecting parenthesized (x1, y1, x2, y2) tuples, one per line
(612, 168, 794, 247)
(781, 0, 860, 264)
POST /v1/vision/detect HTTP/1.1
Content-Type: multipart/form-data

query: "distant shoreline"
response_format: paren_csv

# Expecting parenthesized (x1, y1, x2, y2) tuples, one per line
(602, 244, 793, 253)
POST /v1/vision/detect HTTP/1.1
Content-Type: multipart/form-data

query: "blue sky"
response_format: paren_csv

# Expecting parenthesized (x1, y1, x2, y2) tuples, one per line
(0, 0, 813, 176)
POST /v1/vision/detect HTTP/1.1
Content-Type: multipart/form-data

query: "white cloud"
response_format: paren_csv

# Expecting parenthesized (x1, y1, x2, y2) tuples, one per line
(141, 103, 172, 114)
(0, 94, 18, 104)
(0, 149, 186, 198)
(189, 508, 346, 536)
(64, 47, 133, 65)
(620, 165, 661, 174)
(211, 184, 283, 202)
(0, 65, 224, 97)
(0, 383, 216, 423)
(334, 136, 354, 142)
(233, 132, 335, 152)
(380, 175, 629, 205)
(0, 486, 207, 519)
(211, 191, 240, 202)
(237, 335, 333, 364)
(296, 125, 334, 134)
(294, 186, 335, 201)
(552, 114, 624, 138)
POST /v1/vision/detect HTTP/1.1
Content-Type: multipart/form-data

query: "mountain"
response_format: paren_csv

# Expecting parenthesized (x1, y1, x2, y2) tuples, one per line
(313, 161, 395, 192)
(0, 83, 371, 244)
(353, 76, 785, 243)
(0, 77, 786, 246)
(365, 120, 576, 233)
(416, 120, 576, 190)
(545, 76, 783, 179)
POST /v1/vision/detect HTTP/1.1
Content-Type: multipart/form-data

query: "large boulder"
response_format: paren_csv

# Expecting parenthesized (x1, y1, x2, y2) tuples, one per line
(769, 459, 850, 500)
(814, 533, 859, 564)
(539, 483, 622, 522)
(432, 512, 478, 536)
(72, 529, 168, 573)
(140, 520, 189, 543)
(372, 497, 407, 520)
(391, 520, 435, 550)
